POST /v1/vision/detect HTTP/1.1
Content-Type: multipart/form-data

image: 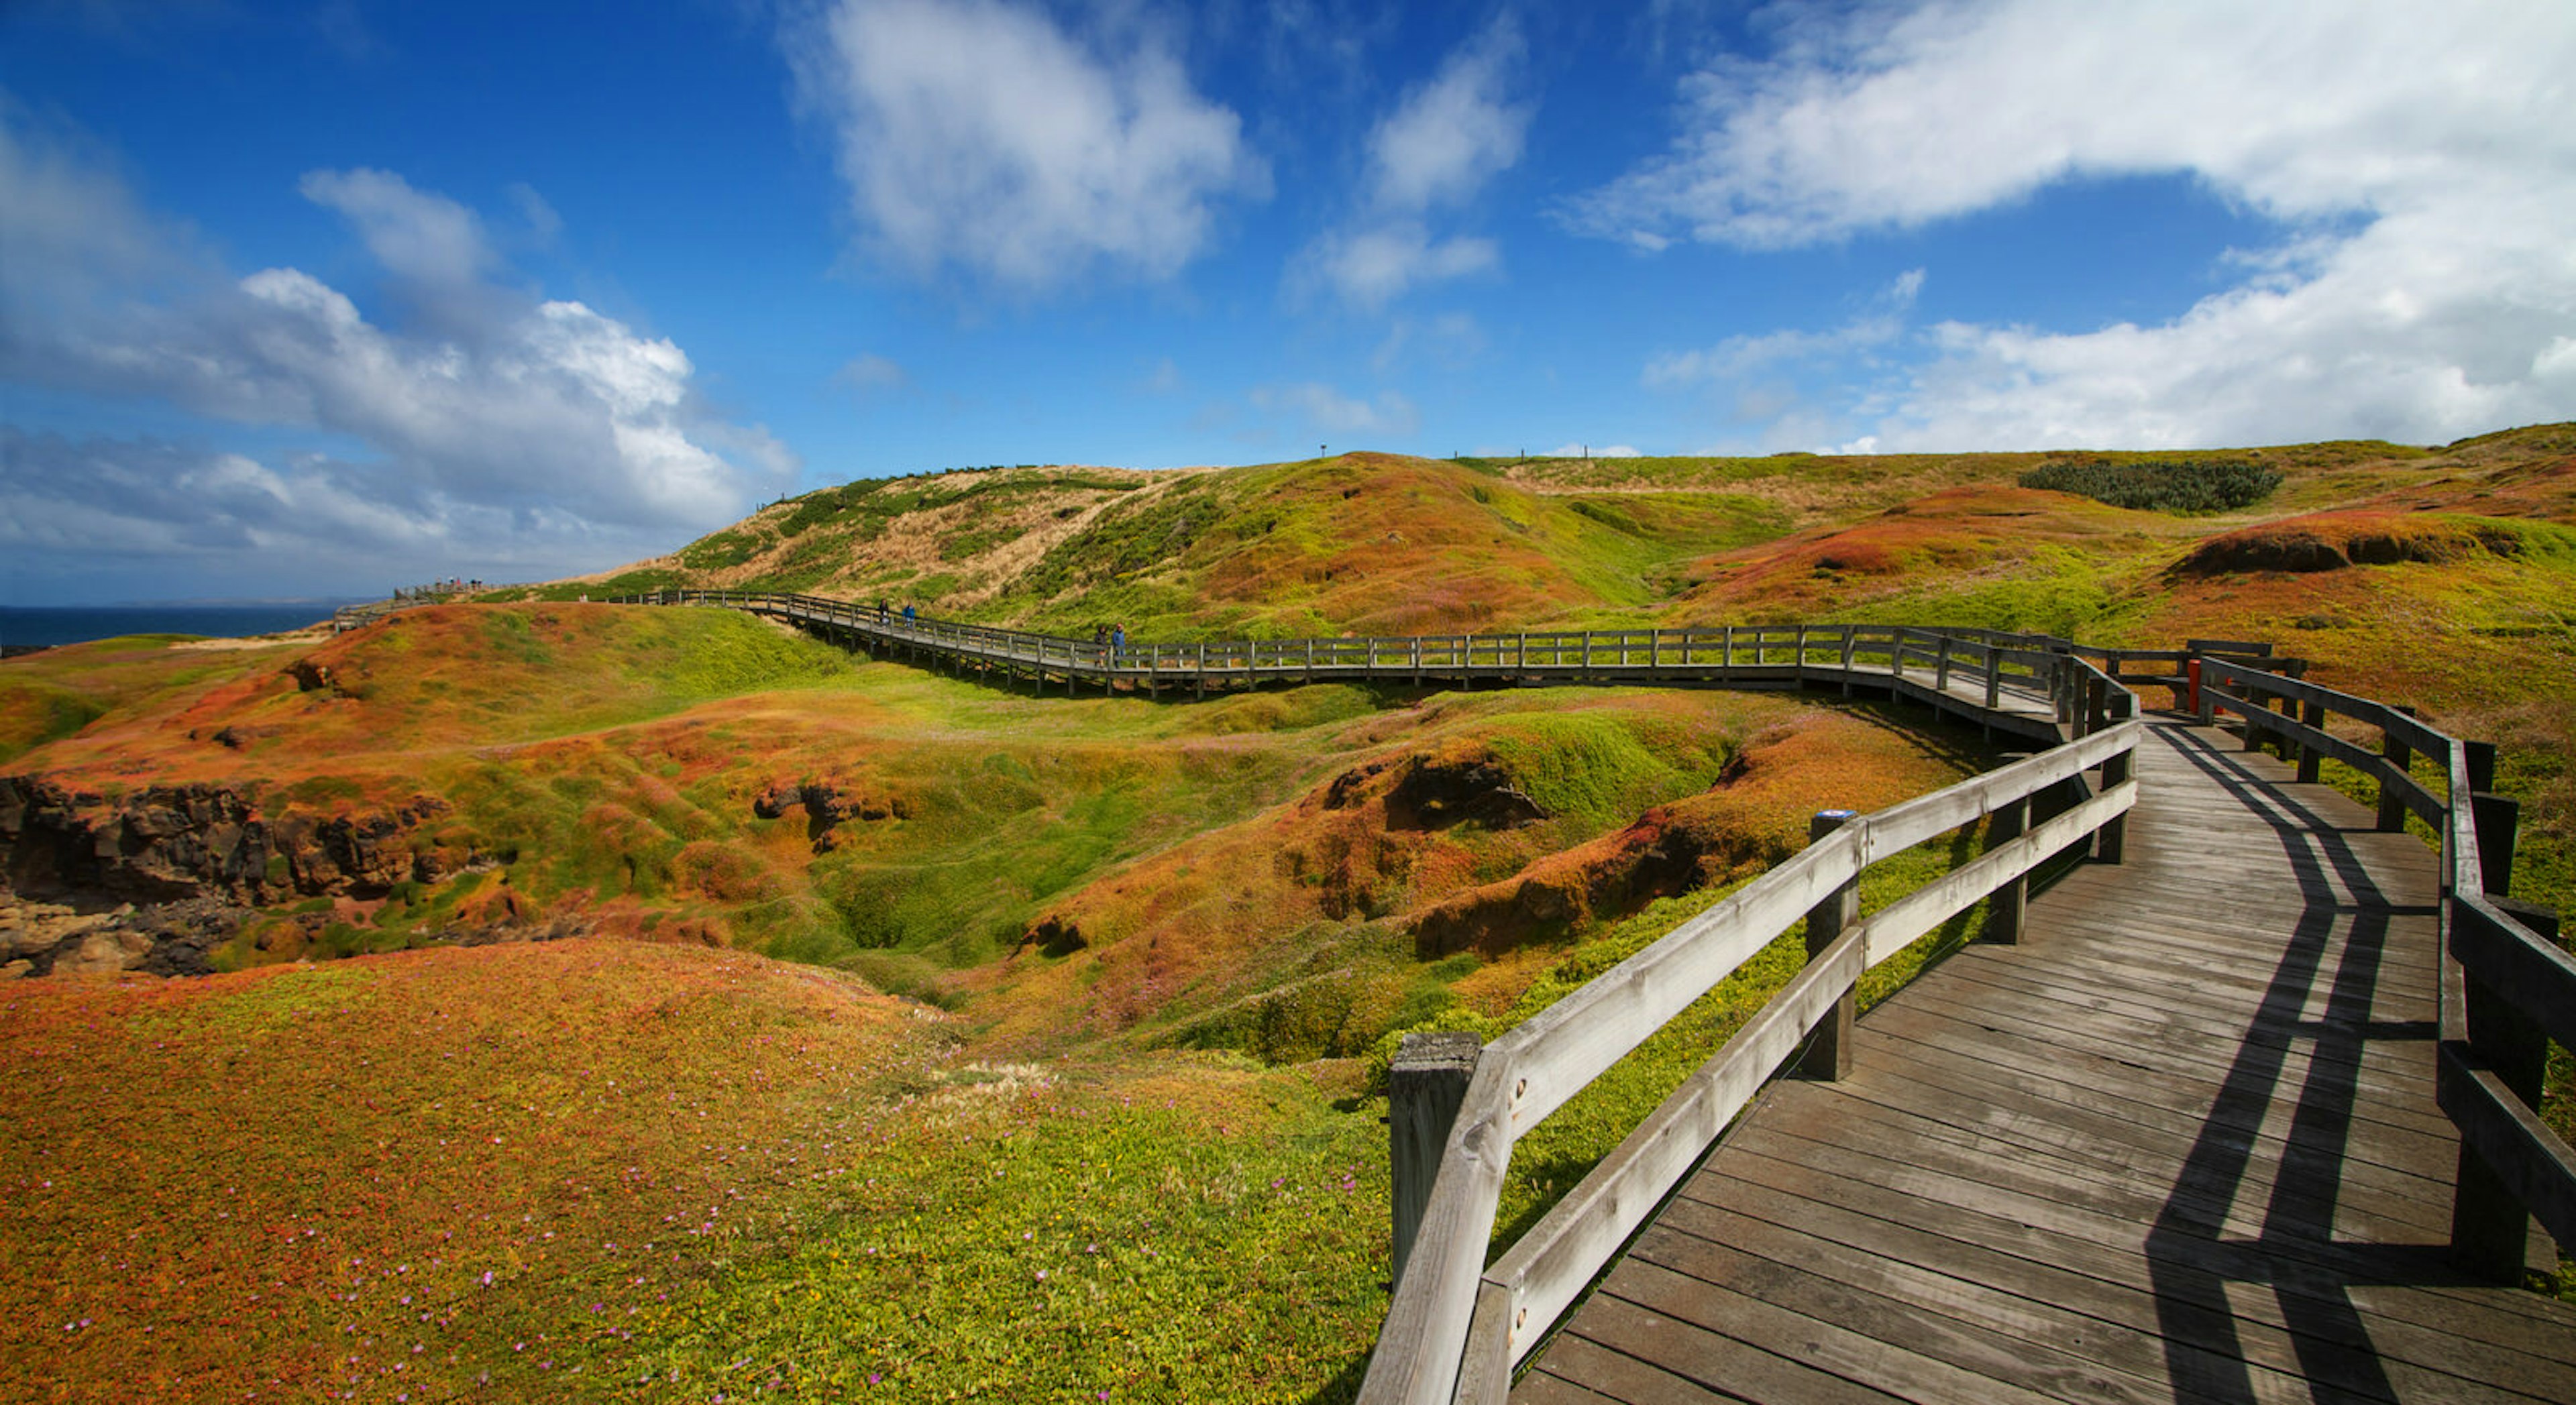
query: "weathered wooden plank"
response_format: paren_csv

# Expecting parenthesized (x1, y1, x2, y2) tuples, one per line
(1735, 1094, 2453, 1261)
(1536, 1301, 1905, 1405)
(1884, 982, 2457, 1140)
(1656, 1168, 2576, 1401)
(1607, 1258, 2074, 1405)
(1855, 1012, 2463, 1184)
(1627, 1215, 2194, 1400)
(1924, 956, 2439, 1083)
(1689, 1119, 2576, 1364)
(1762, 1069, 2455, 1236)
(1632, 1203, 2448, 1405)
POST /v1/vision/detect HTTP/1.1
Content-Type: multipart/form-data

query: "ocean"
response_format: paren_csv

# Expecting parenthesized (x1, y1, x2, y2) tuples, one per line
(0, 603, 364, 651)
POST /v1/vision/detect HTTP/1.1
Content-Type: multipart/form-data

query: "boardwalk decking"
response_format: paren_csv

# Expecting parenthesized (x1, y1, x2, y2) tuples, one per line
(1518, 719, 2576, 1404)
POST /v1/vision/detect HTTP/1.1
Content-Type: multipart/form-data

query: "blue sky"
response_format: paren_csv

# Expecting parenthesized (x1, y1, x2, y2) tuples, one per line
(3, 0, 2573, 604)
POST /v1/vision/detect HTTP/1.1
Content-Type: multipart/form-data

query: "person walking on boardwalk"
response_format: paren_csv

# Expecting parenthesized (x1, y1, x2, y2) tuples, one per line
(902, 602, 916, 624)
(876, 598, 888, 622)
(1110, 623, 1125, 665)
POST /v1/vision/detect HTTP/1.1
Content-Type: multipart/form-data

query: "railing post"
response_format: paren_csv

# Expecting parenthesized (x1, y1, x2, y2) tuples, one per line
(1796, 811, 1859, 1080)
(2451, 897, 2557, 1283)
(2376, 707, 2416, 832)
(2297, 697, 2326, 783)
(2096, 699, 2133, 865)
(2465, 738, 2498, 794)
(1987, 791, 2029, 944)
(1389, 1031, 1482, 1293)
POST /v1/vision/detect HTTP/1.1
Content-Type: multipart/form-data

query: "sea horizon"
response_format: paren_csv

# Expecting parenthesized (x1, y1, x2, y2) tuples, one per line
(0, 600, 371, 651)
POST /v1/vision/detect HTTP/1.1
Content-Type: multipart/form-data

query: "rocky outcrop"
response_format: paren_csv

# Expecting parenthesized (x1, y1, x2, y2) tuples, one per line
(0, 776, 451, 906)
(0, 896, 244, 979)
(0, 776, 475, 980)
(1409, 802, 1771, 958)
(1322, 753, 1548, 832)
(751, 779, 909, 852)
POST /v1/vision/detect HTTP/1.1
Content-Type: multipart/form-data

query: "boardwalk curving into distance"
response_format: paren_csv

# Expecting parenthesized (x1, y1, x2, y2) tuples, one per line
(1517, 720, 2576, 1404)
(607, 592, 2576, 1402)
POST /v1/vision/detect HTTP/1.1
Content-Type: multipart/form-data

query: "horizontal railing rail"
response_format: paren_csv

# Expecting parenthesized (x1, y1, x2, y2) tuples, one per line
(2199, 657, 2573, 1282)
(607, 591, 2127, 724)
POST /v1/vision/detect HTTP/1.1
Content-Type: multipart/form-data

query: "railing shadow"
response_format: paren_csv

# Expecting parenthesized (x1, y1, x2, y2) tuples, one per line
(2143, 724, 2455, 1400)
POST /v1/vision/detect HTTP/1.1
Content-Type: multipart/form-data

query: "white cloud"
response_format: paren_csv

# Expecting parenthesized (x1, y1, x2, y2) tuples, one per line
(0, 111, 792, 596)
(1648, 267, 1923, 386)
(1295, 17, 1528, 308)
(1581, 0, 2576, 447)
(298, 168, 490, 293)
(833, 352, 912, 395)
(1365, 20, 1528, 213)
(1250, 382, 1421, 439)
(1301, 224, 1499, 311)
(790, 0, 1263, 290)
(508, 181, 563, 245)
(1372, 311, 1487, 373)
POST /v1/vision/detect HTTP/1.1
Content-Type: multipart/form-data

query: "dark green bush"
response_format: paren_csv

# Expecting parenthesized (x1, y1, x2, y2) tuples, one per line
(2019, 459, 2282, 514)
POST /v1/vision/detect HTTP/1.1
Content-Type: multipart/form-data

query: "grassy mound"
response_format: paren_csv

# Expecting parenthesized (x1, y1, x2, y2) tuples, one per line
(0, 941, 1389, 1402)
(9, 421, 2576, 1396)
(2169, 509, 2524, 575)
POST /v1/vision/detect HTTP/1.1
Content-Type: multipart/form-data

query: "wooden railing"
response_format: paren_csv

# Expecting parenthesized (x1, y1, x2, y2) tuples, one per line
(604, 589, 2218, 730)
(2199, 657, 2575, 1281)
(600, 589, 2523, 1390)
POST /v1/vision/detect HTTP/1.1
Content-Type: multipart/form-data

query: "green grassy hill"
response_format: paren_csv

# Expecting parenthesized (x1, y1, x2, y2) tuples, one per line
(4, 424, 2572, 1398)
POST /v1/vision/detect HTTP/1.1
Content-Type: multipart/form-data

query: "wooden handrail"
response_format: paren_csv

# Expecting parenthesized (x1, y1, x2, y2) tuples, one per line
(1360, 659, 2140, 1404)
(2199, 657, 2574, 1282)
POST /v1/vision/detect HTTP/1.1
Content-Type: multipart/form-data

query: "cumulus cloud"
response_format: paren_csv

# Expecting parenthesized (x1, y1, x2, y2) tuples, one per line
(1300, 225, 1498, 311)
(789, 0, 1264, 290)
(1249, 382, 1421, 439)
(1364, 21, 1529, 213)
(1295, 17, 1527, 308)
(1648, 268, 1923, 386)
(1582, 0, 2576, 447)
(0, 111, 791, 598)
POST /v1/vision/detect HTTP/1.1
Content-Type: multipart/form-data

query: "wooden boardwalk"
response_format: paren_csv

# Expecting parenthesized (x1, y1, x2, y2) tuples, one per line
(1519, 719, 2576, 1404)
(606, 595, 2573, 1400)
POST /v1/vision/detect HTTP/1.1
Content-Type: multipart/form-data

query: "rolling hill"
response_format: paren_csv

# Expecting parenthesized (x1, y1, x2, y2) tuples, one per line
(4, 425, 2572, 1399)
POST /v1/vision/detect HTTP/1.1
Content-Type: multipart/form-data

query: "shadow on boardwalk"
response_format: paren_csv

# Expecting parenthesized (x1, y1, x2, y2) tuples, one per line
(1516, 720, 2576, 1404)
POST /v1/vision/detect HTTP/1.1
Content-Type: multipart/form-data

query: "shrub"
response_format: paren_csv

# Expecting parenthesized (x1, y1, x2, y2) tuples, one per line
(2019, 458, 2282, 514)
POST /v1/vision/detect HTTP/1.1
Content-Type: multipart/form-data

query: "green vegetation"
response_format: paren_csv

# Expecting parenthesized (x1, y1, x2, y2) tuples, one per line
(9, 424, 2576, 1394)
(2019, 457, 2283, 513)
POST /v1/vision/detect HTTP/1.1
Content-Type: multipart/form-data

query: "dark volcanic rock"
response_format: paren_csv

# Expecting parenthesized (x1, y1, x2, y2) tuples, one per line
(0, 775, 448, 906)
